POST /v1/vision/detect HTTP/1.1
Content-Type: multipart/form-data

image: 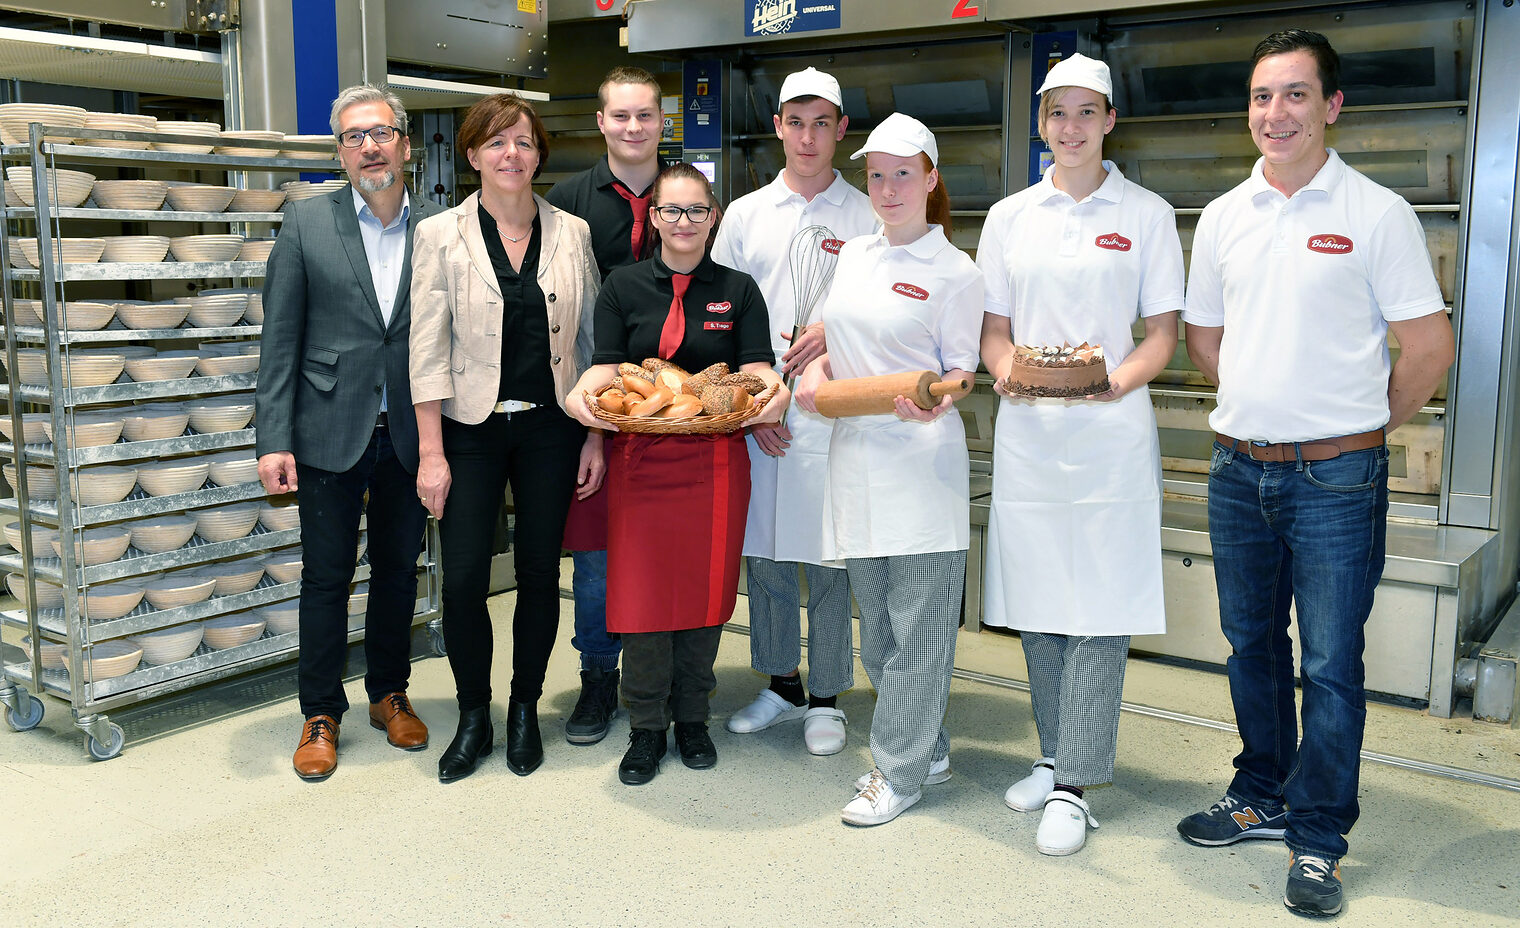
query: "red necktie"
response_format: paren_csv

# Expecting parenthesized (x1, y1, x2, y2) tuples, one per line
(659, 273, 692, 360)
(609, 180, 652, 259)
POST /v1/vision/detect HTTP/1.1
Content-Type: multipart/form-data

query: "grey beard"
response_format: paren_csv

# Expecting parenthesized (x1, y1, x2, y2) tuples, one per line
(354, 169, 396, 193)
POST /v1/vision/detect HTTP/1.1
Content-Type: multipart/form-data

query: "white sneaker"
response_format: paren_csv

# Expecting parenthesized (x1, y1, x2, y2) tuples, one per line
(841, 769, 920, 826)
(802, 707, 847, 755)
(1035, 791, 1099, 856)
(854, 755, 950, 791)
(726, 688, 807, 733)
(1003, 758, 1055, 812)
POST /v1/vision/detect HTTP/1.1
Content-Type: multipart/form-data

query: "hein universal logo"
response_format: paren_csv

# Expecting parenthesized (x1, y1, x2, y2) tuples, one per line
(1307, 234, 1354, 254)
(1094, 233, 1132, 252)
(745, 0, 841, 37)
(892, 282, 930, 301)
(821, 238, 844, 255)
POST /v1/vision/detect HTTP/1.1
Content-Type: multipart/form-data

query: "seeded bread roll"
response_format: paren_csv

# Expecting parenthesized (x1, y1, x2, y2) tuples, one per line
(641, 358, 691, 378)
(653, 394, 703, 418)
(606, 375, 626, 393)
(719, 372, 766, 395)
(619, 362, 655, 384)
(700, 384, 753, 415)
(681, 363, 732, 397)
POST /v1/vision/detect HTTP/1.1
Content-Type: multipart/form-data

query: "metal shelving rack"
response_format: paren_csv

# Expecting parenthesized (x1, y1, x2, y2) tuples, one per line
(0, 123, 441, 758)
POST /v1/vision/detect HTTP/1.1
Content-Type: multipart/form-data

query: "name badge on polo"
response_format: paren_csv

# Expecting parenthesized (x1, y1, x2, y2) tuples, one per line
(1307, 234, 1354, 254)
(1095, 233, 1132, 252)
(892, 282, 930, 301)
(704, 320, 732, 330)
(706, 301, 731, 313)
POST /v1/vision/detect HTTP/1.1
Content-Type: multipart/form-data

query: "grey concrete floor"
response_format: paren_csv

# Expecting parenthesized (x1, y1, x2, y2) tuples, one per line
(2, 587, 1517, 928)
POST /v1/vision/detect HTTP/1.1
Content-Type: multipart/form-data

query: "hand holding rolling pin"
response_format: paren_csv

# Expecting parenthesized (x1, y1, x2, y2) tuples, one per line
(811, 369, 972, 421)
(793, 353, 832, 415)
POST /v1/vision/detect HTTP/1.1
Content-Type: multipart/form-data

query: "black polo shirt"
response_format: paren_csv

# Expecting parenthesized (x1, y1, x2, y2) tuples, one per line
(477, 202, 555, 406)
(592, 253, 774, 375)
(545, 155, 669, 281)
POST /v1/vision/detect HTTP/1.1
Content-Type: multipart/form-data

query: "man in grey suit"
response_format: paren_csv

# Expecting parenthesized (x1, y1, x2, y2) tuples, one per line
(256, 85, 441, 781)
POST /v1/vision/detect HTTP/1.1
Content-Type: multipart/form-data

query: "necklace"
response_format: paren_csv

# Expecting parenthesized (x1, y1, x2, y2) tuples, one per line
(499, 226, 529, 244)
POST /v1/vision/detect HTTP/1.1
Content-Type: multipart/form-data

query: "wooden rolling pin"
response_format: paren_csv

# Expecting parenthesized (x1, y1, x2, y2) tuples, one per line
(815, 371, 971, 418)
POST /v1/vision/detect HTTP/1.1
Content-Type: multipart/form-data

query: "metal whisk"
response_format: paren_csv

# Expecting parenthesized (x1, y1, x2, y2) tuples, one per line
(781, 224, 842, 425)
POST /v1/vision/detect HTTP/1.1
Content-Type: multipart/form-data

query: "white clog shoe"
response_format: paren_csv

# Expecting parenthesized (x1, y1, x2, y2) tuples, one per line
(1004, 758, 1055, 812)
(726, 688, 807, 733)
(802, 706, 847, 755)
(1035, 790, 1099, 856)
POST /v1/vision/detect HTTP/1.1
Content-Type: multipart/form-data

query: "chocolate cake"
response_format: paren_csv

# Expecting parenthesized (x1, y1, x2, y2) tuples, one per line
(1003, 342, 1110, 398)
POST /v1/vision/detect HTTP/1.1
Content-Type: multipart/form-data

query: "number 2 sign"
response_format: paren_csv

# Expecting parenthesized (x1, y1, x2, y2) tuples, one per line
(951, 0, 979, 17)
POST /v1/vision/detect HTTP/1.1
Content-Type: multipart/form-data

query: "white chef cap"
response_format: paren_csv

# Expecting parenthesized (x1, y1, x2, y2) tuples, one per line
(849, 112, 939, 166)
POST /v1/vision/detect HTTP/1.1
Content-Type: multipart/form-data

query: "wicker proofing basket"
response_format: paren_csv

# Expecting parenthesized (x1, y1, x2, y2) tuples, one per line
(585, 383, 778, 435)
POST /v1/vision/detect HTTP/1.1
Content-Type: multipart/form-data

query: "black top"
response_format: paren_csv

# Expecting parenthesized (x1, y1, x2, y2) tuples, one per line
(545, 155, 668, 282)
(477, 202, 555, 406)
(592, 253, 774, 375)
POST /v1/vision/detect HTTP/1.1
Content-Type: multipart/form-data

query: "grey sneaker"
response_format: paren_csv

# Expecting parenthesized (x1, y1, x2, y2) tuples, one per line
(1177, 793, 1287, 846)
(1284, 852, 1343, 918)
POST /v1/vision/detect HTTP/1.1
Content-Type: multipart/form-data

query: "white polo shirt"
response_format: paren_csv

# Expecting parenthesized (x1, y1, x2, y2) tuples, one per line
(712, 170, 878, 358)
(977, 161, 1183, 367)
(1183, 150, 1445, 442)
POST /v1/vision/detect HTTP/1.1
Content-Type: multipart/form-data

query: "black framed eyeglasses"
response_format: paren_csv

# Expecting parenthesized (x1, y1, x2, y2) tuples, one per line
(653, 204, 713, 223)
(337, 125, 402, 148)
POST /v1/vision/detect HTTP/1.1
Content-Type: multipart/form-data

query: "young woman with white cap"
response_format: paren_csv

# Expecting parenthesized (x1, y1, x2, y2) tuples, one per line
(976, 52, 1184, 855)
(795, 112, 984, 827)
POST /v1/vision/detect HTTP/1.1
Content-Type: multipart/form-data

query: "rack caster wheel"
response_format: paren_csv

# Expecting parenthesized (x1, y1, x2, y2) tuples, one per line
(86, 722, 125, 761)
(4, 694, 43, 732)
(428, 626, 447, 657)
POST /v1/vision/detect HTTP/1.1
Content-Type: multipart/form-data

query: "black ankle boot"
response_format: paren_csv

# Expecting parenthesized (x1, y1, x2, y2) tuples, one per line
(618, 728, 666, 785)
(674, 721, 717, 769)
(565, 667, 620, 745)
(437, 706, 493, 783)
(505, 698, 543, 776)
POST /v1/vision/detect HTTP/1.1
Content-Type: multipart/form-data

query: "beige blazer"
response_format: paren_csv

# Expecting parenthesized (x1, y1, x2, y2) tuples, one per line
(410, 191, 599, 424)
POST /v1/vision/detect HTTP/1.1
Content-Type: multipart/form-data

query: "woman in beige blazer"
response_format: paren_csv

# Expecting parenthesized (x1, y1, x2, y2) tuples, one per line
(410, 93, 601, 784)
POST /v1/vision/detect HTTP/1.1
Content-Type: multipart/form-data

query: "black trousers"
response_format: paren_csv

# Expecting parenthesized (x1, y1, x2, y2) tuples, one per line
(620, 625, 725, 730)
(439, 406, 583, 710)
(296, 425, 428, 720)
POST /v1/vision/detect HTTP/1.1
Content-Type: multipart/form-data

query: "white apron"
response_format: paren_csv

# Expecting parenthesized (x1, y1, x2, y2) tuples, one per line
(983, 387, 1165, 635)
(822, 411, 970, 562)
(743, 402, 833, 564)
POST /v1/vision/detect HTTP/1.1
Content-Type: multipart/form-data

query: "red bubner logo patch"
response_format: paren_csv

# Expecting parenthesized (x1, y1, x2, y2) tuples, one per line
(892, 282, 929, 301)
(821, 239, 844, 255)
(1307, 234, 1354, 254)
(705, 301, 731, 313)
(1095, 233, 1132, 252)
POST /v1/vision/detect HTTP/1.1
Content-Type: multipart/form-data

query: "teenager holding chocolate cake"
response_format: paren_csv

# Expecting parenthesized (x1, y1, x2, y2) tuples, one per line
(795, 113, 983, 827)
(564, 163, 788, 786)
(974, 54, 1184, 856)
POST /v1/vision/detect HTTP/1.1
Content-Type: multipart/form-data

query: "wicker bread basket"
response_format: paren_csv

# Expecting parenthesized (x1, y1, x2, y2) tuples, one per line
(585, 383, 778, 435)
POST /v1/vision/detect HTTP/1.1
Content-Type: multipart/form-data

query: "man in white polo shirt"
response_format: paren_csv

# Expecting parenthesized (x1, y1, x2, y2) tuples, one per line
(1177, 30, 1454, 919)
(711, 67, 877, 755)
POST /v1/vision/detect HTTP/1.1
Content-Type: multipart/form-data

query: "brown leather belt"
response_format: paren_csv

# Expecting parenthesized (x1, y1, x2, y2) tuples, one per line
(1214, 429, 1384, 463)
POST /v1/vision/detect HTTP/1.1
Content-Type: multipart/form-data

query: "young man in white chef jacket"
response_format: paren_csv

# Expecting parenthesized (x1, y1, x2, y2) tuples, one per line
(1178, 29, 1454, 919)
(711, 67, 878, 754)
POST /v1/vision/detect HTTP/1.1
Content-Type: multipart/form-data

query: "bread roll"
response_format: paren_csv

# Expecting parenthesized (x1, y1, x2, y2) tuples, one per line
(654, 368, 686, 394)
(595, 389, 626, 413)
(719, 372, 767, 395)
(700, 384, 753, 415)
(619, 362, 655, 384)
(629, 386, 675, 417)
(623, 373, 659, 399)
(681, 363, 731, 397)
(654, 394, 703, 418)
(641, 358, 691, 379)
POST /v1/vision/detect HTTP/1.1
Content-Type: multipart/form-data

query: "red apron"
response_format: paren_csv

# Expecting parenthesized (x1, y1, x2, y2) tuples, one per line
(606, 430, 750, 633)
(561, 434, 613, 551)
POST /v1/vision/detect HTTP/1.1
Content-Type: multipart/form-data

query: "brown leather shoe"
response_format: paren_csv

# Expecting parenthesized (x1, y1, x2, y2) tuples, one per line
(369, 691, 428, 750)
(293, 715, 339, 781)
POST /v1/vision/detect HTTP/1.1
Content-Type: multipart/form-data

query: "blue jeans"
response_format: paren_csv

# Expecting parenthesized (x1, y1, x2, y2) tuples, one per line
(571, 549, 619, 671)
(1207, 441, 1389, 860)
